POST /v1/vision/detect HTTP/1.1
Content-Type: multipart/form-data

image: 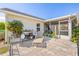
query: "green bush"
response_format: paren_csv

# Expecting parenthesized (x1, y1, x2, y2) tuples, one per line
(51, 32, 56, 38)
(72, 18, 79, 43)
(0, 22, 5, 41)
(43, 30, 56, 38)
(0, 22, 5, 30)
(7, 20, 23, 37)
(72, 37, 77, 43)
(72, 26, 79, 43)
(0, 47, 8, 54)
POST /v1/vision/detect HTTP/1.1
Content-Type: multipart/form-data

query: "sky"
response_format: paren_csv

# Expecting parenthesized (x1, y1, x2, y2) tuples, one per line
(0, 3, 79, 21)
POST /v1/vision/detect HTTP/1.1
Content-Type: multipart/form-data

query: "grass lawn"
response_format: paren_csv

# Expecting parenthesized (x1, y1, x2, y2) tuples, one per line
(0, 47, 8, 54)
(0, 29, 7, 55)
(0, 30, 5, 32)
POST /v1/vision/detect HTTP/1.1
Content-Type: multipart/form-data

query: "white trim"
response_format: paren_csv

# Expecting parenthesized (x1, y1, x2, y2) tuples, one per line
(0, 8, 79, 23)
(68, 18, 72, 40)
(46, 13, 77, 22)
(58, 21, 60, 38)
(0, 10, 45, 22)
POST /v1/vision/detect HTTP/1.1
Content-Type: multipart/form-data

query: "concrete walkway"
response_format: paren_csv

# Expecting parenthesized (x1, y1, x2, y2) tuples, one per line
(12, 39, 77, 56)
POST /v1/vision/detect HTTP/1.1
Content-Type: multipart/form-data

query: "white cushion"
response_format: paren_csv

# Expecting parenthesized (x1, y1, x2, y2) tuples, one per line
(21, 33, 25, 39)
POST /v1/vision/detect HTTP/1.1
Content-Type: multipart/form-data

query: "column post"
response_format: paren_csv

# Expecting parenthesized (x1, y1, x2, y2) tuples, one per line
(49, 22, 51, 30)
(68, 17, 72, 40)
(58, 21, 60, 39)
(5, 16, 8, 44)
(55, 25, 57, 36)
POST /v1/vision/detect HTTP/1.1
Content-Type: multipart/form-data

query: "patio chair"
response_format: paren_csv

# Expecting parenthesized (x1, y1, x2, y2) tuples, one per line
(32, 37, 46, 48)
(27, 33, 35, 40)
(20, 33, 26, 42)
(32, 31, 37, 39)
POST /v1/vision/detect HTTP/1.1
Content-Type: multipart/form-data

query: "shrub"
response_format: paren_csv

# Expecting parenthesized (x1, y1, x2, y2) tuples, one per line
(43, 30, 56, 38)
(7, 20, 23, 37)
(0, 22, 5, 41)
(51, 32, 56, 38)
(0, 22, 5, 30)
(72, 17, 79, 43)
(0, 47, 8, 54)
(72, 26, 79, 43)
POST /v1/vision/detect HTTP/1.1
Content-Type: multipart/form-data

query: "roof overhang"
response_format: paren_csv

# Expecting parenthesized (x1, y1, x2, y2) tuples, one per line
(0, 8, 79, 23)
(0, 8, 45, 22)
(45, 13, 78, 22)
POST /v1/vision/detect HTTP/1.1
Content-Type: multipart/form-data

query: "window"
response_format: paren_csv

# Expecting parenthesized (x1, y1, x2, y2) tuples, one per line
(60, 22, 68, 30)
(37, 23, 40, 32)
(60, 31, 68, 36)
(59, 21, 69, 36)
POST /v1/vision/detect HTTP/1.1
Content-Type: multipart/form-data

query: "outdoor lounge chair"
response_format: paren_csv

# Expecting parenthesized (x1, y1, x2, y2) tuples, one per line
(32, 37, 46, 48)
(20, 33, 26, 42)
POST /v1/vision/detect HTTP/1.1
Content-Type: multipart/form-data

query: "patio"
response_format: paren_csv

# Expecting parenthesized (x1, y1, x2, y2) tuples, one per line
(11, 37, 77, 56)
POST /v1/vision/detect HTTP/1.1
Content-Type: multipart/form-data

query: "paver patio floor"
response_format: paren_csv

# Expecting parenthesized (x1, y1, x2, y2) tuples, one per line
(13, 39, 77, 56)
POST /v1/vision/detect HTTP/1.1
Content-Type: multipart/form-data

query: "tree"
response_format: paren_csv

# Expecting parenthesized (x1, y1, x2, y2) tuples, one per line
(0, 22, 5, 30)
(7, 20, 23, 37)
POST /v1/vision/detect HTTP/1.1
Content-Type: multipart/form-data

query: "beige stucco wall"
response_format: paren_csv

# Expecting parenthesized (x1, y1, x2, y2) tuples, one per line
(5, 13, 44, 37)
(3, 11, 78, 42)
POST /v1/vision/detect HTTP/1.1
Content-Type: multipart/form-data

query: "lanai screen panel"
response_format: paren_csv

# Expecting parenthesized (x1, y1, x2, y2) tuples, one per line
(60, 20, 68, 36)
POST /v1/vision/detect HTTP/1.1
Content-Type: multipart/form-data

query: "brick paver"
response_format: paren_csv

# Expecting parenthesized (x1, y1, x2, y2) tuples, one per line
(12, 39, 77, 56)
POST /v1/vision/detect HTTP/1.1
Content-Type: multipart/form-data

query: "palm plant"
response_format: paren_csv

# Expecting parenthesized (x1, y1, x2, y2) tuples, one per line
(7, 20, 23, 37)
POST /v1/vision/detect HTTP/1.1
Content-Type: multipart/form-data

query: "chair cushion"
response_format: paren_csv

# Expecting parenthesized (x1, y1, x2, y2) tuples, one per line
(33, 38, 44, 44)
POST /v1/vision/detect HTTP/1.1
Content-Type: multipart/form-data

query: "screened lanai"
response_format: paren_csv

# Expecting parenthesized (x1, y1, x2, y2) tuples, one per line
(44, 15, 77, 40)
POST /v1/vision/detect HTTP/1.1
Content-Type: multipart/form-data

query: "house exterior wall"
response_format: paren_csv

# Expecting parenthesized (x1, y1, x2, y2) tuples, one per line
(1, 9, 78, 42)
(5, 13, 44, 37)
